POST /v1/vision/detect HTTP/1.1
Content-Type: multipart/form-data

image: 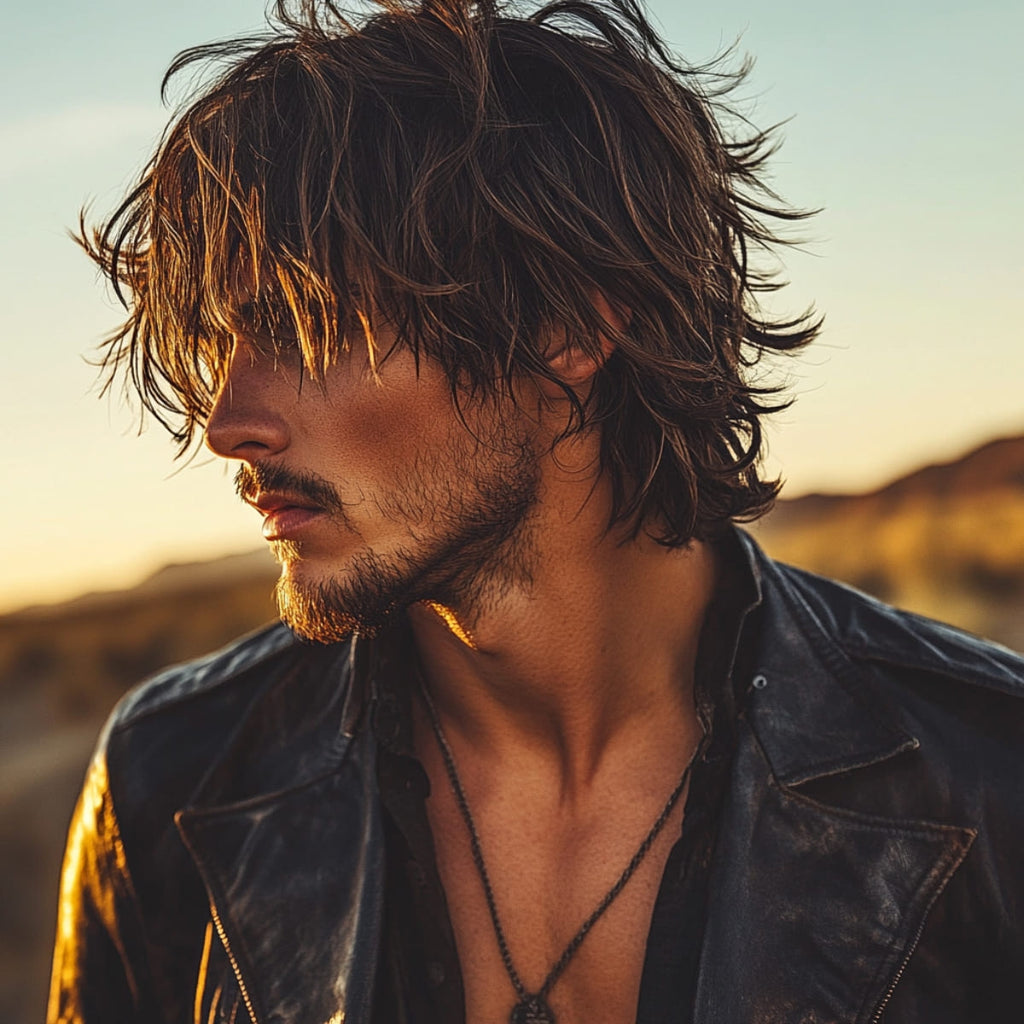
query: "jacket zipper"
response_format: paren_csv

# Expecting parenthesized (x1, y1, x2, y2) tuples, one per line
(207, 902, 262, 1024)
(867, 913, 929, 1023)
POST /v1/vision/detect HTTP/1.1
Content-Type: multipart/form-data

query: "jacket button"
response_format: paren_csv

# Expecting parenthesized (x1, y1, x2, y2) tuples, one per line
(752, 674, 768, 690)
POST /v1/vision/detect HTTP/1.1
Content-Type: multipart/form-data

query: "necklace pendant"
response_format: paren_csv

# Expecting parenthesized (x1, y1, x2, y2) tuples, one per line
(510, 995, 555, 1024)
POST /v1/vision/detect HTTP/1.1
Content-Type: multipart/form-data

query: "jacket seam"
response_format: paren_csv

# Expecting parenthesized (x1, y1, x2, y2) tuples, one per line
(773, 741, 919, 788)
(772, 773, 979, 839)
(842, 639, 1024, 697)
(178, 735, 358, 819)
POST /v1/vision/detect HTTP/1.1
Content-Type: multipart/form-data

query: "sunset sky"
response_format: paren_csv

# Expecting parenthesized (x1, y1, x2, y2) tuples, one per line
(1, 0, 1021, 613)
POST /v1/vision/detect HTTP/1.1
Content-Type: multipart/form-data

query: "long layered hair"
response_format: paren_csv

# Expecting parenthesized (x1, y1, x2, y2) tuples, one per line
(84, 0, 820, 545)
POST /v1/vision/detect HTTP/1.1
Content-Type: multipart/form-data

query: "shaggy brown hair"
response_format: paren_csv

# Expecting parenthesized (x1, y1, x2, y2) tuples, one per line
(84, 0, 819, 545)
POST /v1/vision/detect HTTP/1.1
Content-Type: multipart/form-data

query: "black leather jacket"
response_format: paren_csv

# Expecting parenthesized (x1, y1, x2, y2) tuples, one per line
(48, 533, 1024, 1023)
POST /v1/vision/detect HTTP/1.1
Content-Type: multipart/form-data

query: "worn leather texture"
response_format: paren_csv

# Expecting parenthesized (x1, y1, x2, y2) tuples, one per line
(47, 532, 1024, 1023)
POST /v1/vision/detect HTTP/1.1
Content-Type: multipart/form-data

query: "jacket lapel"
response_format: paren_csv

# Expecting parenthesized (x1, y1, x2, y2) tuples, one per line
(692, 540, 976, 1024)
(175, 636, 385, 1024)
(694, 729, 974, 1024)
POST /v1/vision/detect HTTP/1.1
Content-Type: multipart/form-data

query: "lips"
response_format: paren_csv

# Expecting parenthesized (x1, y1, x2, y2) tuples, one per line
(245, 491, 326, 541)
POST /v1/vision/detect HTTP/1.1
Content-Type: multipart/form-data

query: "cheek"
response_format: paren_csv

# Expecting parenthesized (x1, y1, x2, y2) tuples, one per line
(304, 372, 463, 486)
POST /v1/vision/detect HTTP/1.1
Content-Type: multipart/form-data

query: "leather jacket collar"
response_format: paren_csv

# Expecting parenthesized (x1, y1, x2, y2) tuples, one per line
(693, 539, 975, 1024)
(174, 533, 978, 1024)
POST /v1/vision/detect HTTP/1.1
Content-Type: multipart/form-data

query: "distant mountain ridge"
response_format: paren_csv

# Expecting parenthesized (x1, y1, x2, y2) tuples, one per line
(753, 433, 1024, 650)
(772, 435, 1024, 522)
(4, 548, 278, 622)
(867, 434, 1024, 498)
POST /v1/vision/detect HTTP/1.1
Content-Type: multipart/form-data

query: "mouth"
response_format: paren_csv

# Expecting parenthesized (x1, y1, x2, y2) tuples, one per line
(245, 490, 326, 541)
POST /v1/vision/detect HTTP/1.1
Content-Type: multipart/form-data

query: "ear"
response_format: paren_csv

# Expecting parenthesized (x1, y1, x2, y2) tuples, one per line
(544, 289, 630, 389)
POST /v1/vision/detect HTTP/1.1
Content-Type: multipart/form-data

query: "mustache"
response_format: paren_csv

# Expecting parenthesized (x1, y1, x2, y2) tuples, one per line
(234, 462, 345, 515)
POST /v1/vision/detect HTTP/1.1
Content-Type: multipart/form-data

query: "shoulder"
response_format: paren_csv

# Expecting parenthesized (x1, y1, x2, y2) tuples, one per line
(738, 534, 1024, 841)
(114, 620, 294, 716)
(55, 624, 361, 1022)
(750, 542, 1024, 794)
(735, 528, 1024, 789)
(771, 556, 1024, 700)
(98, 620, 300, 781)
(95, 622, 357, 822)
(109, 619, 299, 730)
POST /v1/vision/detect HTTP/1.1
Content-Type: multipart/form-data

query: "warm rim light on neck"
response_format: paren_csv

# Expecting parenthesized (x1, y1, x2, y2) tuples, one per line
(421, 600, 479, 650)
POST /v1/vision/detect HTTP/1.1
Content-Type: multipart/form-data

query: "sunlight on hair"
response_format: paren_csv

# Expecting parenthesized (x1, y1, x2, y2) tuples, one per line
(357, 307, 382, 384)
(80, 0, 822, 545)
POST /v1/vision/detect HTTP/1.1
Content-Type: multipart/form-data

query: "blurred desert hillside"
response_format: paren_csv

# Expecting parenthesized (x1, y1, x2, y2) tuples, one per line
(3, 433, 1024, 1023)
(750, 433, 1024, 651)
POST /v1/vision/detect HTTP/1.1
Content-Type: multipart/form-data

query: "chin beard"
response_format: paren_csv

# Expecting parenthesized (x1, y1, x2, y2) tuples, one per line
(273, 547, 413, 642)
(270, 454, 539, 644)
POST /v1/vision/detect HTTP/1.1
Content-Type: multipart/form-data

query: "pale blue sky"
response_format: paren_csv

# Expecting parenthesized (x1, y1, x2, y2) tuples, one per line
(2, 0, 1021, 610)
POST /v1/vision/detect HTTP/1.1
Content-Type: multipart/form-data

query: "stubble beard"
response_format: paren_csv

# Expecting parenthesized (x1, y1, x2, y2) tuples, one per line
(270, 424, 542, 644)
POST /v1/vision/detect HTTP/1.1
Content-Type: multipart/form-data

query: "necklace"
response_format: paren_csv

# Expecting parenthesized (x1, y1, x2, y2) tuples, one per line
(419, 683, 698, 1024)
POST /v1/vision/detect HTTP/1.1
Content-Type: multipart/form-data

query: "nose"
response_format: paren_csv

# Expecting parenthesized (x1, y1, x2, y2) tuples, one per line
(204, 342, 291, 460)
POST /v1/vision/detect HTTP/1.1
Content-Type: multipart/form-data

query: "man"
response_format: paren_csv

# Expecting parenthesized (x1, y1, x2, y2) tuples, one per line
(48, 0, 1024, 1021)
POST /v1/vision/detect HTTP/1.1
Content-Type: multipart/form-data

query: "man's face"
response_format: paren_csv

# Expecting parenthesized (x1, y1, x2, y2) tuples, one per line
(205, 327, 541, 641)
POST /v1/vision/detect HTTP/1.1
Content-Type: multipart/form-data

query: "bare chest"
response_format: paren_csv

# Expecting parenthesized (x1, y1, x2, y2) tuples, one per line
(426, 787, 686, 1024)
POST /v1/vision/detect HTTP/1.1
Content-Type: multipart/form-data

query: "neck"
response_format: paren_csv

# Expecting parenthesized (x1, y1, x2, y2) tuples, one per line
(407, 470, 717, 793)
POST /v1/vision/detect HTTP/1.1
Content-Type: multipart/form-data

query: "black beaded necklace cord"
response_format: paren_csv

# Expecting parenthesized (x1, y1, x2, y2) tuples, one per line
(419, 682, 699, 1024)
